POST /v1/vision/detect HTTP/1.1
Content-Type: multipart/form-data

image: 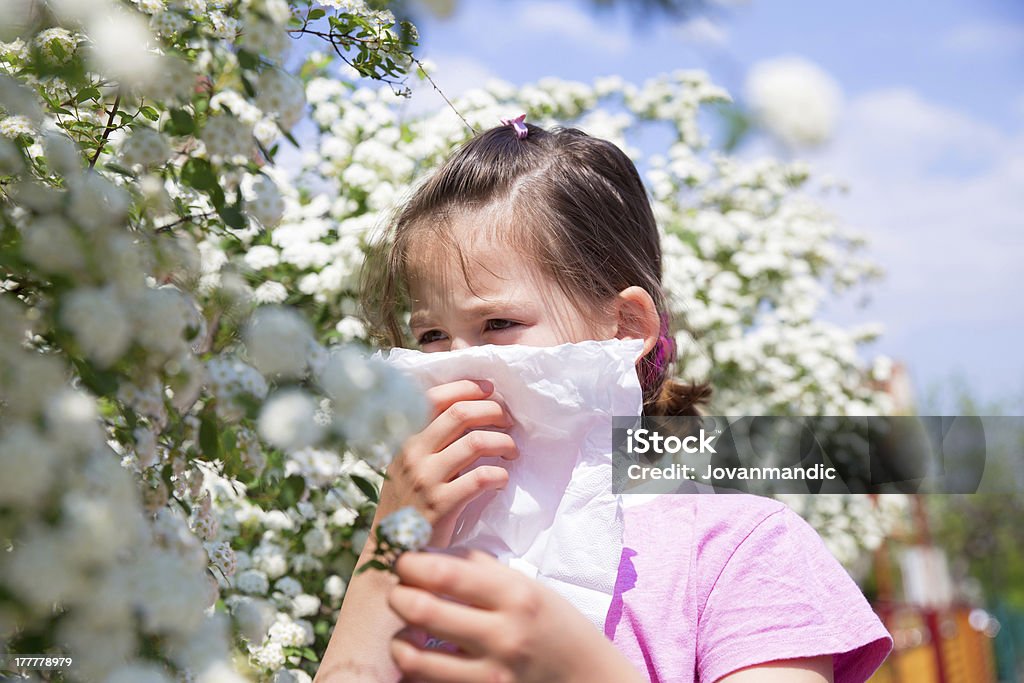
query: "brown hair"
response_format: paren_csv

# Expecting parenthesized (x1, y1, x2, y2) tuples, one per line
(359, 123, 711, 417)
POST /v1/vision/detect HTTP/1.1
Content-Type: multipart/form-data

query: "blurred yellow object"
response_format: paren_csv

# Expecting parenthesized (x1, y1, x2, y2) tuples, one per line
(869, 605, 997, 683)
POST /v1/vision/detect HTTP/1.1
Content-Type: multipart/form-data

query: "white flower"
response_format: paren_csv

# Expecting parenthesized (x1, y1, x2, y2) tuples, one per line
(21, 214, 85, 275)
(273, 669, 313, 683)
(256, 68, 306, 130)
(302, 527, 333, 557)
(324, 574, 347, 600)
(85, 8, 160, 87)
(378, 506, 431, 551)
(291, 593, 320, 618)
(131, 286, 194, 359)
(146, 55, 195, 103)
(3, 527, 89, 614)
(744, 56, 843, 148)
(150, 10, 188, 36)
(44, 388, 102, 454)
(206, 356, 269, 422)
(244, 244, 280, 270)
(34, 27, 78, 66)
(267, 614, 305, 647)
(246, 175, 285, 228)
(136, 0, 166, 14)
(61, 286, 133, 367)
(134, 425, 159, 467)
(244, 306, 314, 379)
(236, 568, 270, 595)
(253, 281, 288, 304)
(260, 510, 292, 532)
(201, 114, 253, 162)
(67, 171, 130, 231)
(230, 595, 276, 643)
(41, 131, 81, 175)
(240, 16, 289, 59)
(207, 541, 236, 577)
(0, 115, 34, 138)
(335, 315, 366, 341)
(251, 641, 286, 670)
(285, 447, 342, 489)
(253, 542, 288, 579)
(0, 424, 58, 508)
(273, 576, 301, 597)
(106, 663, 174, 683)
(122, 127, 171, 167)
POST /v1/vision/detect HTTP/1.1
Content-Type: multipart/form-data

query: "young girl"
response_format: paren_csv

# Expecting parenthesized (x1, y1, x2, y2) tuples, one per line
(315, 121, 893, 683)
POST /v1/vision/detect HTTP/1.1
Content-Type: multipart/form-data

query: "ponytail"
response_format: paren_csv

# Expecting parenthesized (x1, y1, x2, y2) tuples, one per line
(644, 378, 712, 417)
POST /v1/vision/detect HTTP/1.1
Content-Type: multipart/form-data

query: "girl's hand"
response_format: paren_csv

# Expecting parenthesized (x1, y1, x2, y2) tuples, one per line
(374, 379, 519, 548)
(387, 549, 647, 683)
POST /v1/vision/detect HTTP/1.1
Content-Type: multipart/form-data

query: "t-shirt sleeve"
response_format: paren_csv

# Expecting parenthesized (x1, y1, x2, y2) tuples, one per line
(696, 504, 893, 683)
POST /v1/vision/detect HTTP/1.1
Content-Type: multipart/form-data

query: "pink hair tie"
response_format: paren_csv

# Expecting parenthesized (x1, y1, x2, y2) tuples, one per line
(500, 113, 528, 139)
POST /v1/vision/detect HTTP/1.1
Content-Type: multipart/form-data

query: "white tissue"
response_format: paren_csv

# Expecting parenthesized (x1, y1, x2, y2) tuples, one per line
(375, 337, 645, 631)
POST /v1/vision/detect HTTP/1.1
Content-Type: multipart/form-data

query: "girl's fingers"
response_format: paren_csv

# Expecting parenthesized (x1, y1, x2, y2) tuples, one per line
(390, 638, 494, 683)
(438, 430, 518, 482)
(387, 584, 498, 655)
(441, 465, 510, 514)
(415, 398, 514, 455)
(394, 550, 511, 611)
(423, 379, 494, 422)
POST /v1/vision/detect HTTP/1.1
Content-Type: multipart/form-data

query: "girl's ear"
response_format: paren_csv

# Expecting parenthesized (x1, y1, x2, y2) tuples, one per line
(614, 286, 660, 357)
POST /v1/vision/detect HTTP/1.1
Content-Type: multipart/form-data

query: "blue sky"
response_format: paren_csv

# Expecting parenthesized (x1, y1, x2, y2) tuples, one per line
(392, 0, 1024, 413)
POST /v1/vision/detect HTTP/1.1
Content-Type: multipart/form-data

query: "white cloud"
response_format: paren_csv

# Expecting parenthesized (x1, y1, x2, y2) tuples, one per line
(944, 22, 1024, 53)
(676, 17, 729, 47)
(516, 1, 631, 55)
(806, 88, 1024, 331)
(402, 54, 497, 116)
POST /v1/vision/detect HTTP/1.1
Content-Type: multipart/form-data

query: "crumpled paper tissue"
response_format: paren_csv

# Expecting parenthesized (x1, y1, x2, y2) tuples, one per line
(375, 337, 645, 631)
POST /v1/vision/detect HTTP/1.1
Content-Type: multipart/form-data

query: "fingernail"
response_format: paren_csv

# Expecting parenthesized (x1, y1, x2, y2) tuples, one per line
(475, 379, 494, 393)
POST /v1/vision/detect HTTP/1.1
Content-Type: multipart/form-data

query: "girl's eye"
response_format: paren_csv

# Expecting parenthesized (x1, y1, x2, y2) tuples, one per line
(486, 319, 519, 332)
(417, 330, 446, 345)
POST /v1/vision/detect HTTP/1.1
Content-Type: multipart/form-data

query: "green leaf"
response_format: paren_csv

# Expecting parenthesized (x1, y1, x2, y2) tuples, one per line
(139, 105, 160, 121)
(218, 203, 246, 230)
(103, 162, 137, 178)
(76, 87, 102, 104)
(308, 8, 326, 20)
(237, 49, 259, 71)
(199, 412, 220, 458)
(181, 157, 217, 191)
(166, 108, 195, 136)
(240, 74, 256, 99)
(349, 474, 379, 505)
(71, 357, 120, 396)
(355, 559, 389, 575)
(301, 647, 318, 662)
(280, 474, 306, 507)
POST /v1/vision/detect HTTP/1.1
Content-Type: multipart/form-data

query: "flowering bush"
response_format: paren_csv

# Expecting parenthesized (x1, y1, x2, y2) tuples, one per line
(1, 0, 905, 680)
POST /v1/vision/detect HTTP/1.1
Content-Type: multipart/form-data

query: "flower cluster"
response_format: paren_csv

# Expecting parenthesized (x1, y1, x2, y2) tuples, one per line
(356, 507, 433, 575)
(1, 0, 909, 679)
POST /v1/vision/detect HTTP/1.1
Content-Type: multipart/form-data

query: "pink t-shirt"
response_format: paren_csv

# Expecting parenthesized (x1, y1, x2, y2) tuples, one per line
(607, 493, 893, 683)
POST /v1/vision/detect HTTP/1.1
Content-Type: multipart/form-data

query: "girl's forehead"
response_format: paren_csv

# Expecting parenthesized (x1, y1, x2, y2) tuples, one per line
(405, 212, 536, 292)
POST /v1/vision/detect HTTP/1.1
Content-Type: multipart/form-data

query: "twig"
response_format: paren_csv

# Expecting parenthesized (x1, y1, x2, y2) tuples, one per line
(412, 57, 475, 134)
(89, 90, 122, 169)
(156, 211, 215, 233)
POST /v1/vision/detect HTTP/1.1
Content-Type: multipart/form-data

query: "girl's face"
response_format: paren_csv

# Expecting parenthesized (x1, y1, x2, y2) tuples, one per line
(407, 216, 617, 353)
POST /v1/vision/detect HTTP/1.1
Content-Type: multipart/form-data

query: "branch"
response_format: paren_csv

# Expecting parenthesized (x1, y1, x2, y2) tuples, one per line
(89, 90, 122, 169)
(412, 57, 475, 134)
(156, 211, 215, 233)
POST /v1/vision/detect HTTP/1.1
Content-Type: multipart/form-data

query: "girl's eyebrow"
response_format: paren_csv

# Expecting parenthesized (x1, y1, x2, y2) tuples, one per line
(409, 300, 530, 329)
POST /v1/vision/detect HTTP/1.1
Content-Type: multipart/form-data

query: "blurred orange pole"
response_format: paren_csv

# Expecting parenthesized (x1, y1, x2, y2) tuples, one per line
(913, 494, 948, 683)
